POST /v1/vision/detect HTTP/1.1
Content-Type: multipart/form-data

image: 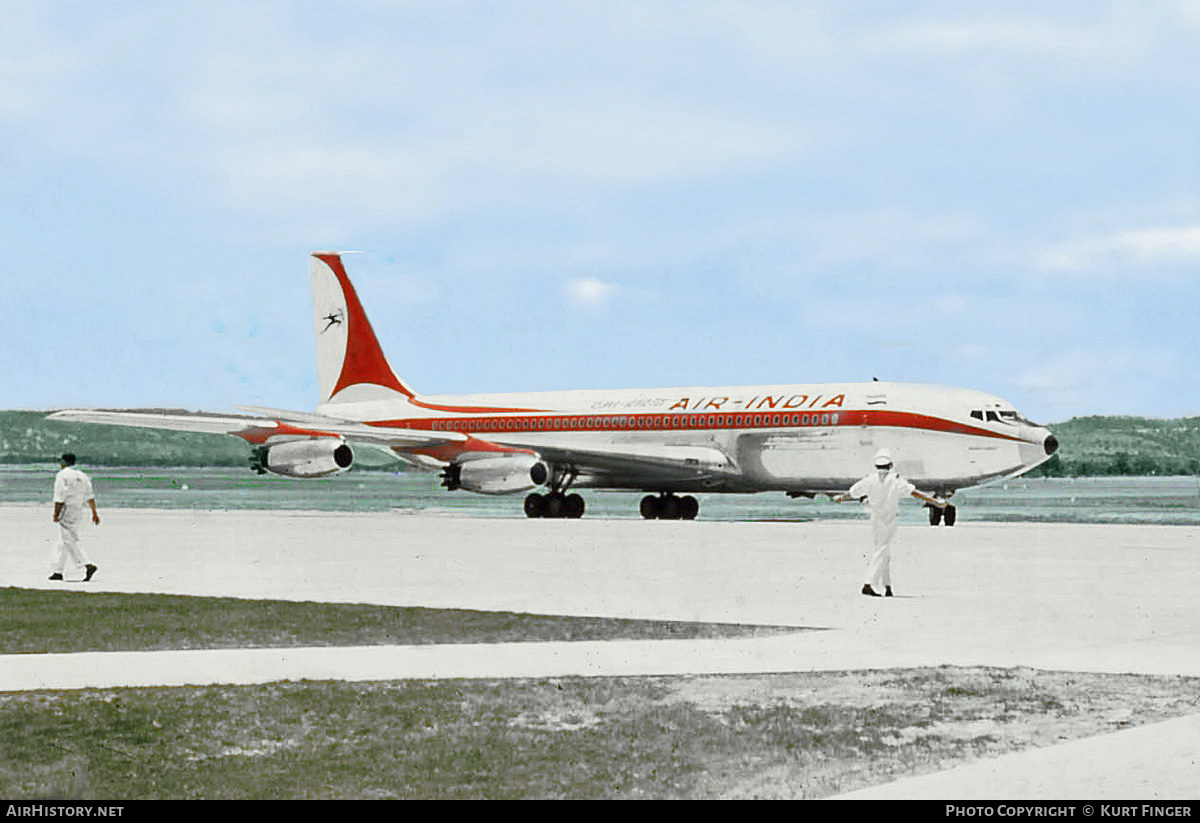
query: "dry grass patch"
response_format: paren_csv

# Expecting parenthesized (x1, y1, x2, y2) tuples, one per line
(2, 667, 1197, 799)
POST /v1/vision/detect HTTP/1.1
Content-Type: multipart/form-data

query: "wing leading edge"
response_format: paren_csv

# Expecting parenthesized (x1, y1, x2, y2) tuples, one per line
(46, 408, 468, 450)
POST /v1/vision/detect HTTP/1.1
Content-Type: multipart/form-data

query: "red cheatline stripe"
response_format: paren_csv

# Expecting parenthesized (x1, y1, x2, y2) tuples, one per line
(363, 409, 1031, 443)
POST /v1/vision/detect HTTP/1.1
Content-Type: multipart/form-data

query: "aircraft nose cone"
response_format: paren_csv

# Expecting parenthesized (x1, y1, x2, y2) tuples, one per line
(1044, 434, 1059, 456)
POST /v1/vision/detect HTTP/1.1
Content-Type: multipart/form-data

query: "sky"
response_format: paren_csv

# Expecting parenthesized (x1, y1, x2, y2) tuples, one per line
(4, 1, 1200, 423)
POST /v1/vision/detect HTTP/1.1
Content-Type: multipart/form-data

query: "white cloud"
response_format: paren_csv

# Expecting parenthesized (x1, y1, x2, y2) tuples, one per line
(195, 92, 799, 225)
(0, 7, 81, 120)
(565, 277, 616, 309)
(1010, 346, 1183, 415)
(883, 17, 1119, 60)
(1039, 224, 1200, 272)
(0, 3, 805, 230)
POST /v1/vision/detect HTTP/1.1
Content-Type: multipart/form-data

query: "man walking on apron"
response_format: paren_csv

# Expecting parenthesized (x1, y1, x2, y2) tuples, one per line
(50, 453, 100, 582)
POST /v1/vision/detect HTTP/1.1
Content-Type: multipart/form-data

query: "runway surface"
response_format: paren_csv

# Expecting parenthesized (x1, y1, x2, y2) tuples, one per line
(3, 505, 1199, 798)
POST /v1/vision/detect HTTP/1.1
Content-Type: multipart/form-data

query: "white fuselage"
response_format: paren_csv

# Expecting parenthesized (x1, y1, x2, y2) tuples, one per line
(316, 380, 1056, 495)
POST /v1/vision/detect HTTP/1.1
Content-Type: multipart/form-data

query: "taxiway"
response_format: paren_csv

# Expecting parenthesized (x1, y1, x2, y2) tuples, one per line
(2, 505, 1199, 798)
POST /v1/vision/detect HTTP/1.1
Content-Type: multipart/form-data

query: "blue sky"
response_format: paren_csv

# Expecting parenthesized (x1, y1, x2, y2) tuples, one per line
(4, 1, 1199, 423)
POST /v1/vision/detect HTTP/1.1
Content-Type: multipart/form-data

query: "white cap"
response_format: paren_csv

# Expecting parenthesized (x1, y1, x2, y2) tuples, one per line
(874, 448, 893, 467)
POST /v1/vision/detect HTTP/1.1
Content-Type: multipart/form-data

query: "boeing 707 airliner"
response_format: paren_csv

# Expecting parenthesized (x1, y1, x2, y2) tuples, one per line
(50, 252, 1059, 522)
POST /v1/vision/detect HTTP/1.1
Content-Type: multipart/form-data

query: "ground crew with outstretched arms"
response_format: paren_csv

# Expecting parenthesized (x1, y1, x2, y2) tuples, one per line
(834, 448, 946, 597)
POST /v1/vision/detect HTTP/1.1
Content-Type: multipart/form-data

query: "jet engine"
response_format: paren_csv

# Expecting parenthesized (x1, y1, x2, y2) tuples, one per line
(255, 438, 354, 478)
(441, 453, 548, 495)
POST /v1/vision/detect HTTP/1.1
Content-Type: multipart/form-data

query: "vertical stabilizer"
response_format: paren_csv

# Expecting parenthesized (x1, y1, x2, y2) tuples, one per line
(310, 252, 415, 405)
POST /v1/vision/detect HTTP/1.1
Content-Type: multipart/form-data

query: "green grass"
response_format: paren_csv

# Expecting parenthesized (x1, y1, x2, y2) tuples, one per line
(4, 588, 1197, 799)
(0, 587, 803, 654)
(2, 669, 1197, 799)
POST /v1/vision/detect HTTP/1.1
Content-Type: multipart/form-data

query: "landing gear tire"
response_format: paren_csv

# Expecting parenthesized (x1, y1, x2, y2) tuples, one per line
(679, 495, 699, 520)
(928, 503, 957, 526)
(943, 504, 957, 527)
(524, 492, 546, 519)
(526, 491, 586, 519)
(640, 493, 699, 520)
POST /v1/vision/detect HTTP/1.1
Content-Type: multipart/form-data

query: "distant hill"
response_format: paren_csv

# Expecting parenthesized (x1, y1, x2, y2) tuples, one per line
(1, 410, 252, 467)
(3, 410, 1199, 476)
(1030, 415, 1200, 477)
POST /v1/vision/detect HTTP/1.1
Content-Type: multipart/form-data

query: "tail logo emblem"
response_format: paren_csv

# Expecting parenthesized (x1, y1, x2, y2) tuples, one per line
(321, 310, 345, 333)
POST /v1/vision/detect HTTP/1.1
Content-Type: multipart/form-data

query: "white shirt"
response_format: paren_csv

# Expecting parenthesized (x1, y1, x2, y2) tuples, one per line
(53, 466, 94, 507)
(848, 469, 915, 523)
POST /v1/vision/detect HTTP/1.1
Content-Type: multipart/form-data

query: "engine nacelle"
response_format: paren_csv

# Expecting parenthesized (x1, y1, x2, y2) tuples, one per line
(442, 453, 548, 495)
(261, 438, 353, 478)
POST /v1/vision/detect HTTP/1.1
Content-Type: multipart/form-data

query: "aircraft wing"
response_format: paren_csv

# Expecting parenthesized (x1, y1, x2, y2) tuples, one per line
(46, 409, 468, 450)
(48, 409, 737, 486)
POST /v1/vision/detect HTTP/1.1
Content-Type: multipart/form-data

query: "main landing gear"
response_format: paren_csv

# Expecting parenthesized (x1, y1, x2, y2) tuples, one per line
(928, 502, 957, 527)
(640, 493, 699, 520)
(524, 491, 586, 519)
(524, 464, 586, 518)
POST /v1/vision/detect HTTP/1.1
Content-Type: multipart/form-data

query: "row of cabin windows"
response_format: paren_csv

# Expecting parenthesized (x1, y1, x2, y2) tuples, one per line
(430, 412, 840, 432)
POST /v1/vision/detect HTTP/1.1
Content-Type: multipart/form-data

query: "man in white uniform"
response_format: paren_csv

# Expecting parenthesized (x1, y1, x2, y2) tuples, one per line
(51, 453, 100, 582)
(835, 448, 945, 597)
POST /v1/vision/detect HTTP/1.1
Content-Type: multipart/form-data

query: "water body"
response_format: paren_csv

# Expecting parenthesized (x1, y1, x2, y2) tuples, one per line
(4, 465, 1200, 524)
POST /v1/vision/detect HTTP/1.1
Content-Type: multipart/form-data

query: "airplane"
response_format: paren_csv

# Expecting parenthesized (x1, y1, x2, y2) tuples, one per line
(49, 251, 1059, 524)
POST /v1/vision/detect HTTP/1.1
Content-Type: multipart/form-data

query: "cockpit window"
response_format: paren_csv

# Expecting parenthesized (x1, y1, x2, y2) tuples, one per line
(994, 409, 1041, 426)
(972, 408, 1040, 426)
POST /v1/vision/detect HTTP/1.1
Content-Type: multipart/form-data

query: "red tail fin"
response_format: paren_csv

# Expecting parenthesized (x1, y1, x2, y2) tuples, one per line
(310, 252, 414, 404)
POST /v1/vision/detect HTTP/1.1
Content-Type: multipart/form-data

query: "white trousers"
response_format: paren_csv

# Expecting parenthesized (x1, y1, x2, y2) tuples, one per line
(51, 506, 92, 574)
(865, 516, 898, 589)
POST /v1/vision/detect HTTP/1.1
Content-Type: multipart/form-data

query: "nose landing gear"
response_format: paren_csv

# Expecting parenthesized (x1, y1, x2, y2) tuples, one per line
(928, 502, 957, 526)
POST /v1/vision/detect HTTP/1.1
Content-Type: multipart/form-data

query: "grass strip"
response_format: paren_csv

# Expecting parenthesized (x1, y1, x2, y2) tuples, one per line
(2, 667, 1197, 799)
(0, 587, 804, 654)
